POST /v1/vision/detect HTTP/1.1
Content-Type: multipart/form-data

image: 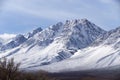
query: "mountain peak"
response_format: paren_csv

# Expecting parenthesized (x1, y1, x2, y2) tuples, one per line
(49, 22, 63, 31)
(26, 27, 42, 38)
(33, 27, 42, 33)
(80, 18, 90, 23)
(65, 18, 89, 24)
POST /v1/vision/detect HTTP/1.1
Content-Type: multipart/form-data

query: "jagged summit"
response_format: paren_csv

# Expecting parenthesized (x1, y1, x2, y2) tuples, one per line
(65, 19, 94, 25)
(48, 22, 63, 32)
(26, 27, 42, 38)
(65, 18, 88, 23)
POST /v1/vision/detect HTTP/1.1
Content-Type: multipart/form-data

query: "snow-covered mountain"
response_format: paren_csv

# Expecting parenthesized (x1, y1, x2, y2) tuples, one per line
(0, 19, 119, 73)
(36, 26, 120, 72)
(0, 19, 105, 68)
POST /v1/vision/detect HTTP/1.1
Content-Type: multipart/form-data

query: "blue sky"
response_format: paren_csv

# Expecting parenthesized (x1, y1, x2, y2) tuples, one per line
(0, 0, 119, 34)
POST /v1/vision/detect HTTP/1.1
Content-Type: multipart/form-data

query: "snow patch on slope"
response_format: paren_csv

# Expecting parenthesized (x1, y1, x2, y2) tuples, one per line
(29, 45, 119, 72)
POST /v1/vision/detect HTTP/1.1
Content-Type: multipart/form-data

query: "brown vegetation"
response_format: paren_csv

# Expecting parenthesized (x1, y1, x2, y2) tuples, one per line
(0, 58, 58, 80)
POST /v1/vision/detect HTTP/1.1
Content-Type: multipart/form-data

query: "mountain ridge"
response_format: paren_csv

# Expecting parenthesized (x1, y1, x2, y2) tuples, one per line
(0, 19, 119, 73)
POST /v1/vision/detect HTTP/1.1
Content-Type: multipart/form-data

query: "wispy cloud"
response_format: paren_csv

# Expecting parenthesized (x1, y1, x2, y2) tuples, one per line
(0, 0, 119, 34)
(4, 4, 79, 20)
(3, 0, 82, 20)
(4, 0, 119, 20)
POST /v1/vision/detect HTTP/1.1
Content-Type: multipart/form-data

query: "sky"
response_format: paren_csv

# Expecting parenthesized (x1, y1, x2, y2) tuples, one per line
(0, 0, 119, 34)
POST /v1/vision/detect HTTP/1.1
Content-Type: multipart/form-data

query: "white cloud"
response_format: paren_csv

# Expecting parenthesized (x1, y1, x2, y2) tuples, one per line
(0, 33, 16, 43)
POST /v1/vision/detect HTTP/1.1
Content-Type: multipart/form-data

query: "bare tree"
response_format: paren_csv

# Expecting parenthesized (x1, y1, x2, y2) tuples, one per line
(0, 58, 58, 80)
(0, 58, 20, 80)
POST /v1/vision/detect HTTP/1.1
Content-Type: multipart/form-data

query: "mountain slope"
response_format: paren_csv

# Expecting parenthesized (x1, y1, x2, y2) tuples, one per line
(35, 26, 120, 72)
(0, 19, 106, 69)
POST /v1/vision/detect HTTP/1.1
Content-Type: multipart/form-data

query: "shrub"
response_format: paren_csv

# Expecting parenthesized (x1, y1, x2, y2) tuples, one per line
(0, 58, 58, 80)
(0, 58, 20, 80)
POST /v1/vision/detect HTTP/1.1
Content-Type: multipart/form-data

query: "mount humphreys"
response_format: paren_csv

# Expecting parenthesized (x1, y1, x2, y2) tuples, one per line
(0, 19, 119, 72)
